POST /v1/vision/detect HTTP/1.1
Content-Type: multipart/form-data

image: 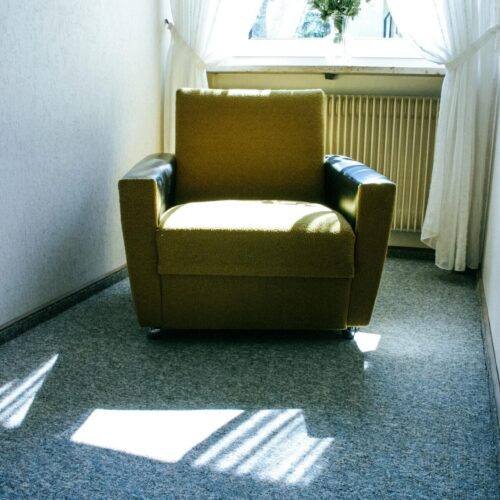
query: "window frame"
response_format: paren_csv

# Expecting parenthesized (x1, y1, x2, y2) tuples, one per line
(212, 38, 444, 76)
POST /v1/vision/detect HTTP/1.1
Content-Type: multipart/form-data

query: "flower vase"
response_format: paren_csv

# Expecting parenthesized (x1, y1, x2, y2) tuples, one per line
(330, 14, 349, 58)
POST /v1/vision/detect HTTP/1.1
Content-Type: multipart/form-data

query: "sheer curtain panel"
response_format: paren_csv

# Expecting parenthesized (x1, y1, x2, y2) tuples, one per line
(388, 0, 499, 271)
(163, 0, 261, 152)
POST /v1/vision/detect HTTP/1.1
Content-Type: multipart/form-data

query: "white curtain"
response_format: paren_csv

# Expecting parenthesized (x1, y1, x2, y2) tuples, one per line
(388, 0, 499, 271)
(163, 0, 262, 152)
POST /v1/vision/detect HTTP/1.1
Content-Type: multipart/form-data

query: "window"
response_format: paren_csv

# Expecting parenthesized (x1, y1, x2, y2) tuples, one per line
(249, 0, 399, 40)
(234, 0, 421, 60)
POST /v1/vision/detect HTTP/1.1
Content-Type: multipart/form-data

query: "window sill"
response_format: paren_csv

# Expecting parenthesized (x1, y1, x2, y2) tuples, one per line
(208, 56, 445, 77)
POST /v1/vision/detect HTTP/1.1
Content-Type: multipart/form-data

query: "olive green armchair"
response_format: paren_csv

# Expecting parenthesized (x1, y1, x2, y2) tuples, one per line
(119, 89, 395, 336)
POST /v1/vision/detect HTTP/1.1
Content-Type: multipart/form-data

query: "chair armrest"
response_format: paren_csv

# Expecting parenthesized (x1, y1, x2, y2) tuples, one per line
(118, 153, 176, 326)
(120, 153, 176, 210)
(324, 155, 396, 326)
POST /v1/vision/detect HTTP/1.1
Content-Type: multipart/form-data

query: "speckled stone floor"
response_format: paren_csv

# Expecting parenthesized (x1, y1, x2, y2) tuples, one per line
(0, 257, 498, 499)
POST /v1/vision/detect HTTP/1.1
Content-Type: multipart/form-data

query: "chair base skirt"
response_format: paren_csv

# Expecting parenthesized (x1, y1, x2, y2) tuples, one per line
(159, 274, 351, 330)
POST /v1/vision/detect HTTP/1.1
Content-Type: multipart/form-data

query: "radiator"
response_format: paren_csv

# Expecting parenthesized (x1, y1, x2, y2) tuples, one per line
(326, 95, 439, 232)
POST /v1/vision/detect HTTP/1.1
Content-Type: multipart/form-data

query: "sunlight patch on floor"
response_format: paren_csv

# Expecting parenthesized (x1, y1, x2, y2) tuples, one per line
(0, 354, 59, 429)
(354, 331, 381, 353)
(71, 409, 244, 463)
(193, 409, 334, 485)
(71, 408, 334, 486)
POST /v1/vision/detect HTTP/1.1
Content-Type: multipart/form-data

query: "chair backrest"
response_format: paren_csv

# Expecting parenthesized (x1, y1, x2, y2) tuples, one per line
(175, 89, 325, 203)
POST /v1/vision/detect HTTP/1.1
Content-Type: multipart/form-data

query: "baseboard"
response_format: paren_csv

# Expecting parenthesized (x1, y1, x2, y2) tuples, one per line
(387, 246, 435, 260)
(388, 231, 435, 261)
(0, 266, 128, 346)
(478, 277, 500, 440)
(389, 230, 429, 249)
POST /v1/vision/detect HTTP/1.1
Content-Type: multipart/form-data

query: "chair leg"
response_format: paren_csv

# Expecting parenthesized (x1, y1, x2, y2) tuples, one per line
(147, 327, 163, 338)
(341, 326, 358, 340)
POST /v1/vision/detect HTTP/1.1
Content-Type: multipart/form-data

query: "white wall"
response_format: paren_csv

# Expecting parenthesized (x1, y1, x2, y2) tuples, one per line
(482, 100, 500, 376)
(0, 0, 163, 328)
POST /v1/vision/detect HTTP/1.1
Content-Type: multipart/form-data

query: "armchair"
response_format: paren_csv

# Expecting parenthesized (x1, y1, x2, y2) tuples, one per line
(119, 89, 395, 336)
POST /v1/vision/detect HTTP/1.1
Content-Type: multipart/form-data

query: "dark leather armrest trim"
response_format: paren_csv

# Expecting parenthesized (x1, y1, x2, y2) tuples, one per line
(120, 153, 176, 215)
(324, 154, 394, 230)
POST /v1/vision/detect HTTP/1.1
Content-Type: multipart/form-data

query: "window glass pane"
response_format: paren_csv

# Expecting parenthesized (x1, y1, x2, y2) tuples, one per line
(249, 0, 400, 40)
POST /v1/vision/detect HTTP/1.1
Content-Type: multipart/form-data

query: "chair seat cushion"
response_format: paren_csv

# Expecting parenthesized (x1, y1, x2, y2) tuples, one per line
(156, 200, 355, 278)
